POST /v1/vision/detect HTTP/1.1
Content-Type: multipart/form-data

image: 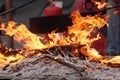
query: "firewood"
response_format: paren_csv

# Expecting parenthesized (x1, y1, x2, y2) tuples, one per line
(44, 55, 85, 74)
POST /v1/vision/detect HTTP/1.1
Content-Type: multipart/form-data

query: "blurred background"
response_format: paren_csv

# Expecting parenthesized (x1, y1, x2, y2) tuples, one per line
(0, 0, 75, 28)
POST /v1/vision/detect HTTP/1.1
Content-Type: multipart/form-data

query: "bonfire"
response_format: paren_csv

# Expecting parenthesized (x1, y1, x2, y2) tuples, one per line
(0, 6, 120, 80)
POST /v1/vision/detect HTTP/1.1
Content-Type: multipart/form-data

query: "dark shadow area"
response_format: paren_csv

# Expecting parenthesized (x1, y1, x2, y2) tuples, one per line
(30, 14, 72, 34)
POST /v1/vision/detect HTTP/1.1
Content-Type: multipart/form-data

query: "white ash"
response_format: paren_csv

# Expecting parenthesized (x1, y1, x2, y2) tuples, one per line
(0, 55, 120, 80)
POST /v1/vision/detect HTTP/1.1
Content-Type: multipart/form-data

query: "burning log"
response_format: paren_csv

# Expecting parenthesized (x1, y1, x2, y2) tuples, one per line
(0, 48, 119, 80)
(0, 44, 86, 70)
(42, 44, 120, 68)
(0, 45, 120, 79)
(1, 43, 120, 69)
(42, 45, 86, 58)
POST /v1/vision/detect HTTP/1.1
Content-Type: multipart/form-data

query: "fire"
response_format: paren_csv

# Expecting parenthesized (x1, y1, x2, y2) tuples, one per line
(0, 50, 24, 68)
(0, 21, 46, 49)
(47, 11, 107, 47)
(0, 10, 120, 68)
(92, 0, 107, 9)
(45, 11, 109, 63)
(102, 56, 120, 64)
(0, 21, 47, 68)
(80, 45, 102, 60)
(0, 11, 107, 51)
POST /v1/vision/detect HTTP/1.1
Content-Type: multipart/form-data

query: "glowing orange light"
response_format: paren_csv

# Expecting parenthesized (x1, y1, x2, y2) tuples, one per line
(2, 10, 120, 68)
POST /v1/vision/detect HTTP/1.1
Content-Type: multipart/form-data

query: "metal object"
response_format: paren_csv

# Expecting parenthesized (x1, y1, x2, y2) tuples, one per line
(30, 14, 72, 33)
(6, 0, 13, 48)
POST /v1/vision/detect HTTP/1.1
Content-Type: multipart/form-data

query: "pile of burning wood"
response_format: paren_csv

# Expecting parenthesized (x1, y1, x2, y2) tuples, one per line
(0, 44, 120, 80)
(0, 11, 120, 80)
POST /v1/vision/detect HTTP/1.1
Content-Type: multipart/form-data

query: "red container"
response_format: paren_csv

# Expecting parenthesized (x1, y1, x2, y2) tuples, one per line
(44, 4, 62, 16)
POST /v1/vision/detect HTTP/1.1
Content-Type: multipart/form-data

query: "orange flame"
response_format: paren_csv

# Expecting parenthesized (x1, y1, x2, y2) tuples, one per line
(93, 1, 107, 9)
(0, 51, 24, 68)
(47, 11, 108, 47)
(0, 21, 46, 49)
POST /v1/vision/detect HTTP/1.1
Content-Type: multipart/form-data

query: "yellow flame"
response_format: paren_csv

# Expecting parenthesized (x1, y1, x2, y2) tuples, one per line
(0, 52, 24, 68)
(101, 56, 120, 64)
(94, 1, 107, 9)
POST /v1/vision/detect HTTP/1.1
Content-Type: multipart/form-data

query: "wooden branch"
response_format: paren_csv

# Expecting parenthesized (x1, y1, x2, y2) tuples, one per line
(44, 55, 85, 74)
